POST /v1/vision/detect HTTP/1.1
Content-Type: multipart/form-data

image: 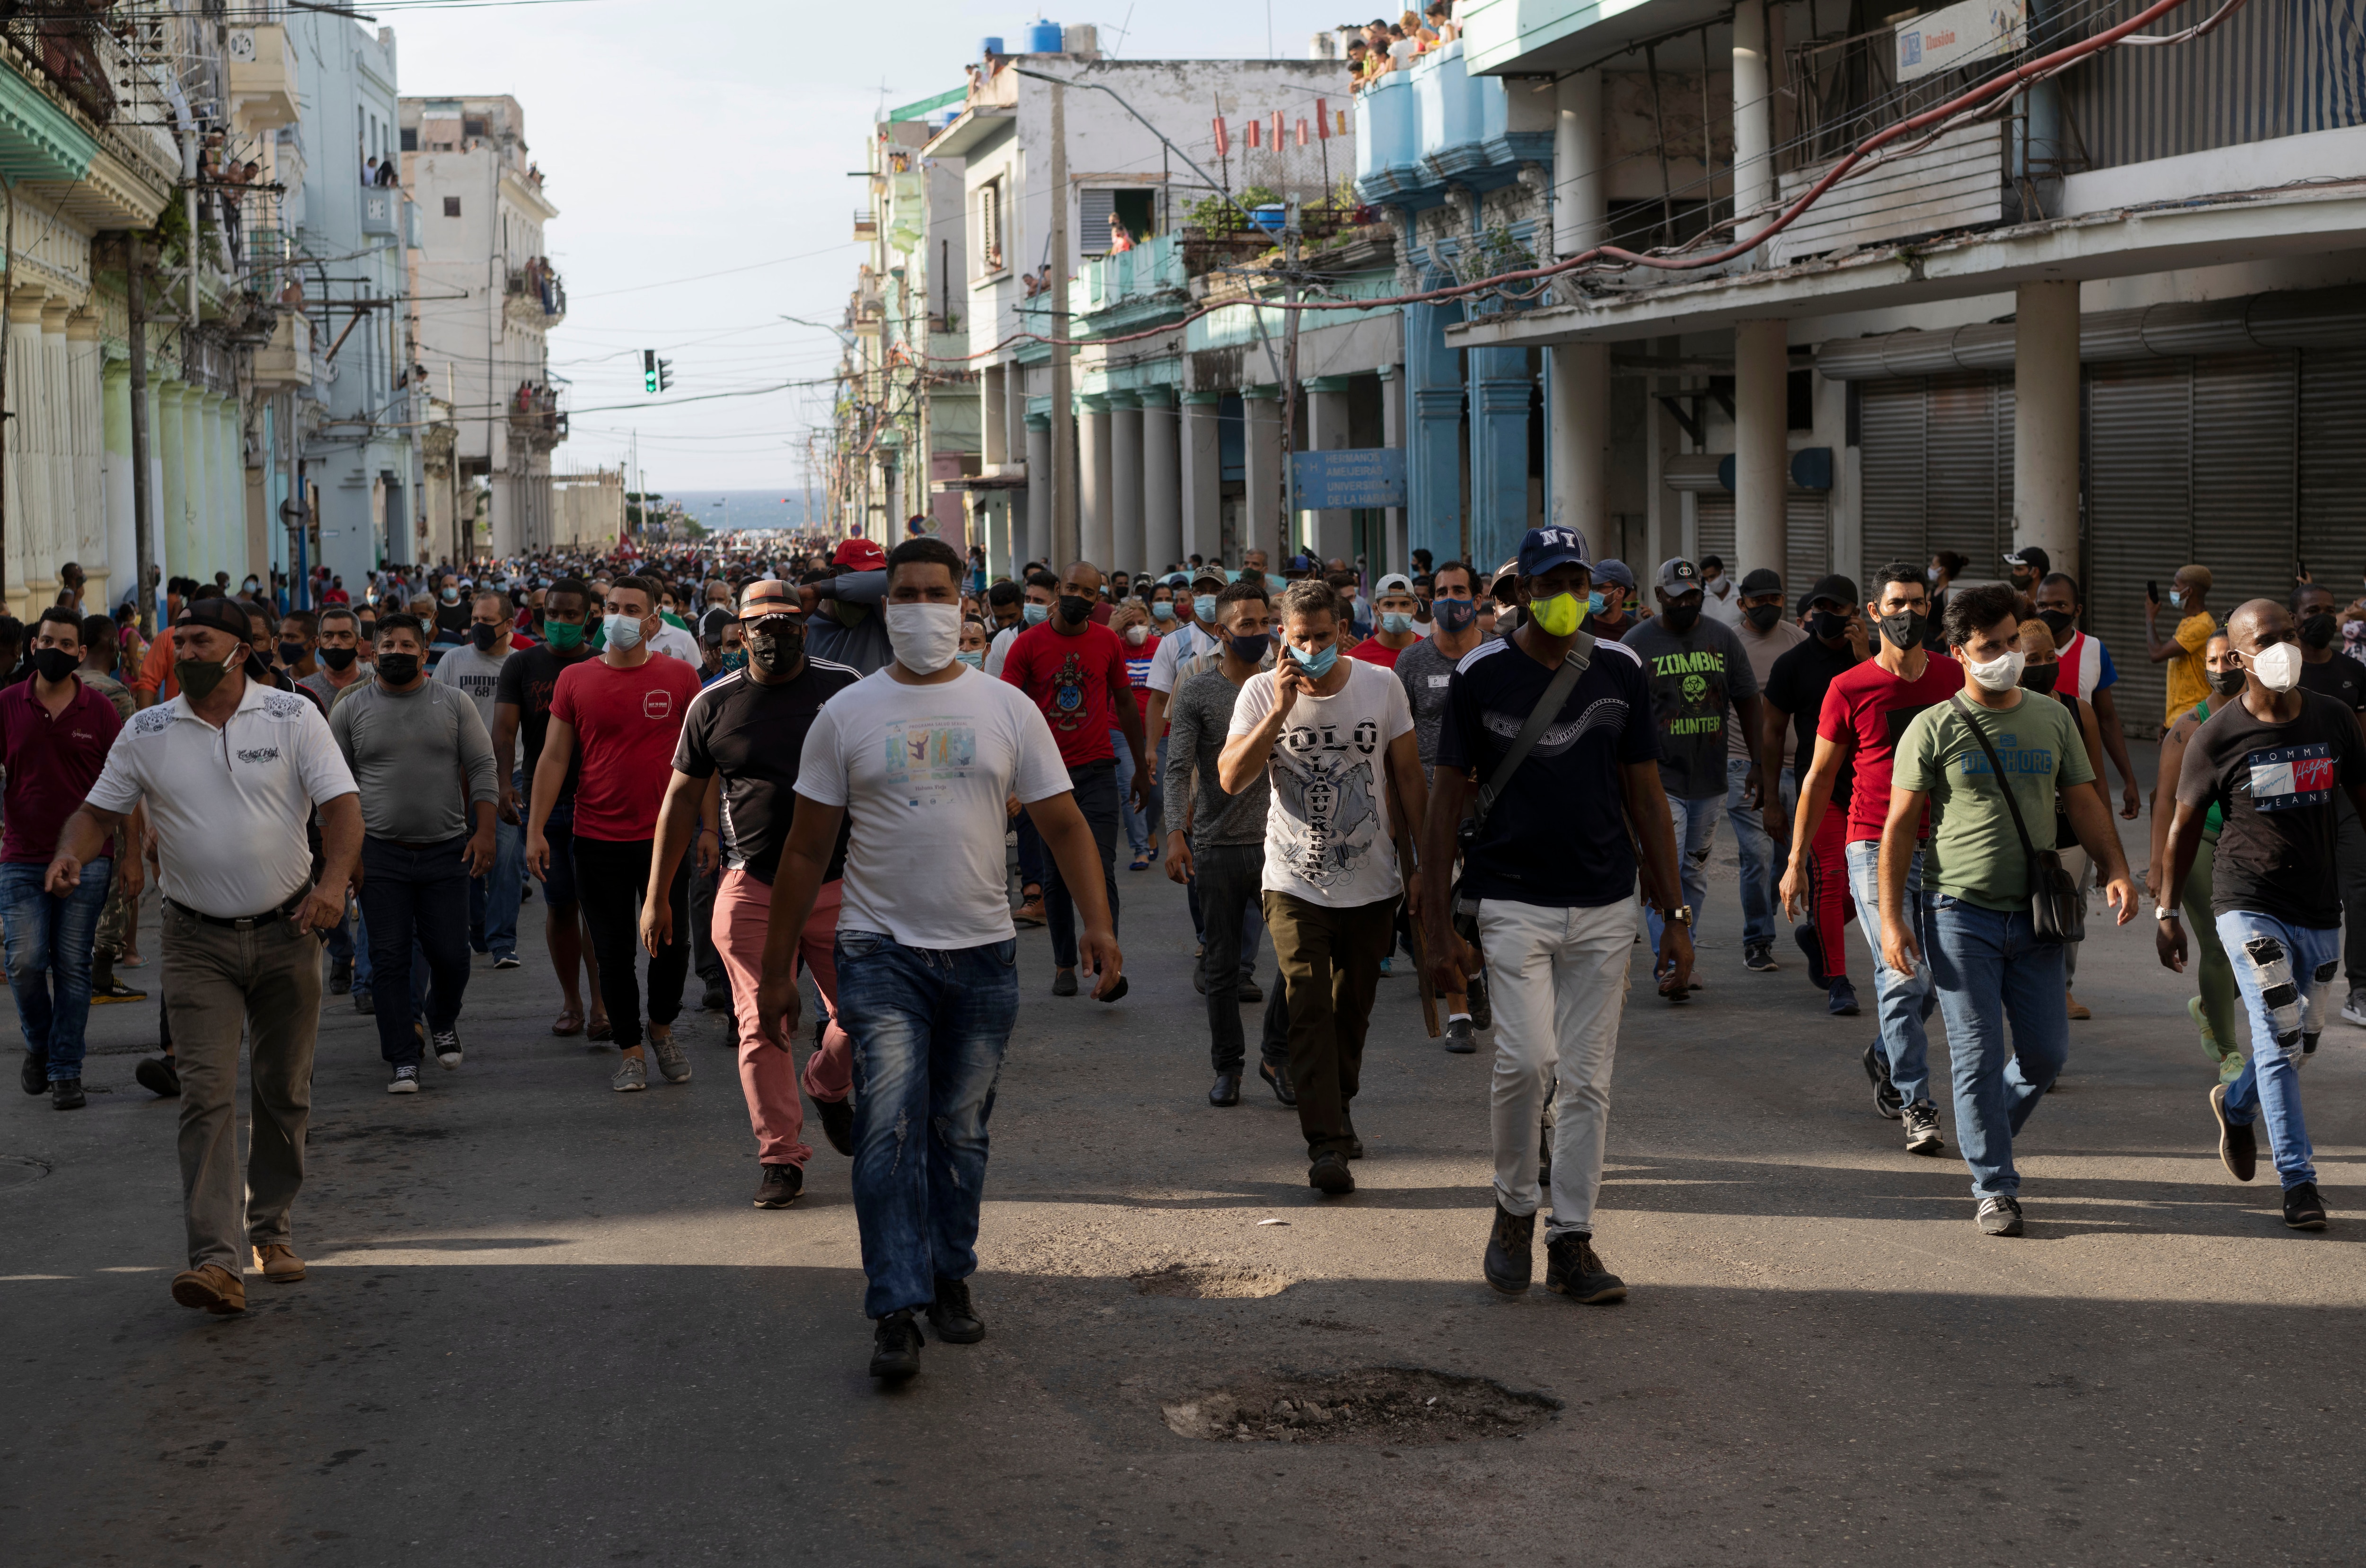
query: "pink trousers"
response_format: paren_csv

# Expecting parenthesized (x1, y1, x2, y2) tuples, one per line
(712, 869, 853, 1167)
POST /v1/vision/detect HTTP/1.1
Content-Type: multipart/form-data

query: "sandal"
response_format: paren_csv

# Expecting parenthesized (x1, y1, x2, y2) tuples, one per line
(551, 1006, 584, 1037)
(586, 1013, 614, 1042)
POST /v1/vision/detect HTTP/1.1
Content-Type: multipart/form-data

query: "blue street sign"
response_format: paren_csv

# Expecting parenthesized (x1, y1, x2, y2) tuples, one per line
(1291, 447, 1405, 510)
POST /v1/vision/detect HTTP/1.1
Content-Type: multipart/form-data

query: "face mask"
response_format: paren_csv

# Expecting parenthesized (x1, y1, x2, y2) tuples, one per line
(1056, 594, 1093, 627)
(441, 587, 460, 604)
(376, 652, 422, 686)
(1433, 598, 1476, 633)
(1926, 566, 1941, 582)
(1124, 625, 1148, 646)
(1193, 594, 1218, 623)
(269, 640, 301, 667)
(2208, 666, 2245, 697)
(1661, 603, 1703, 634)
(1878, 609, 1926, 651)
(319, 645, 358, 671)
(243, 578, 259, 593)
(32, 647, 77, 684)
(956, 650, 985, 669)
(2300, 613, 2337, 651)
(470, 623, 501, 652)
(1288, 641, 1338, 679)
(1151, 600, 1177, 622)
(2037, 608, 2076, 642)
(721, 649, 749, 673)
(2018, 662, 2059, 696)
(747, 626, 802, 675)
(1966, 649, 2026, 693)
(603, 613, 645, 652)
(1227, 632, 1271, 665)
(1530, 592, 1586, 638)
(2251, 641, 2303, 693)
(543, 620, 585, 652)
(886, 602, 963, 673)
(1023, 601, 1051, 626)
(2167, 590, 2186, 610)
(1811, 610, 1852, 644)
(1744, 604, 1782, 633)
(358, 623, 377, 643)
(1586, 592, 1607, 617)
(1380, 611, 1414, 635)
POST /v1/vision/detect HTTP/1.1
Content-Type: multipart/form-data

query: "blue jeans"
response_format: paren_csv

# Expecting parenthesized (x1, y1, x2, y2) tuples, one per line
(2, 856, 111, 1081)
(1724, 756, 1777, 948)
(1112, 726, 1151, 855)
(1845, 838, 1939, 1108)
(835, 929, 1020, 1320)
(468, 814, 526, 959)
(1647, 792, 1723, 956)
(1926, 895, 2068, 1198)
(1045, 759, 1121, 970)
(2216, 910, 2339, 1189)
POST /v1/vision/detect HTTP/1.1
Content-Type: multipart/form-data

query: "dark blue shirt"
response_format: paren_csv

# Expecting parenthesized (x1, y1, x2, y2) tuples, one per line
(1438, 634, 1660, 907)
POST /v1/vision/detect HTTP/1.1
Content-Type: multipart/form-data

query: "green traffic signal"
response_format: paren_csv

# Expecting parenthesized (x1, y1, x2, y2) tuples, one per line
(642, 348, 657, 393)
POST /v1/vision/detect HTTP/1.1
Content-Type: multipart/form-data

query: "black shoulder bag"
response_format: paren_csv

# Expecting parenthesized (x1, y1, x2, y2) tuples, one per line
(1947, 694, 2083, 944)
(1449, 635, 1595, 939)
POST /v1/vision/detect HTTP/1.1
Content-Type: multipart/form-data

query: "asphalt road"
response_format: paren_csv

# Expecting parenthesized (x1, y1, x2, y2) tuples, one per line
(4, 840, 2364, 1567)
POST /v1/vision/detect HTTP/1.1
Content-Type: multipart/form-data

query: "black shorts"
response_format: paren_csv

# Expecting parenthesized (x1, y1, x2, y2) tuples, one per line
(538, 802, 582, 908)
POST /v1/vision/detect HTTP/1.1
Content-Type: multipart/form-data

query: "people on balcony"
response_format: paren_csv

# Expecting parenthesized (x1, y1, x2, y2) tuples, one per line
(1107, 218, 1134, 255)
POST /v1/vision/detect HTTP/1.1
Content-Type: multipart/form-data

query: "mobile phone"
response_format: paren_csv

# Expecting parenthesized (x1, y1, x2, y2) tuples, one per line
(2146, 580, 2159, 604)
(2299, 560, 2311, 581)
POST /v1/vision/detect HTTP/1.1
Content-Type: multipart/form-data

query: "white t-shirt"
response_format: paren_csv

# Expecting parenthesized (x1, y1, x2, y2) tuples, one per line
(1146, 621, 1219, 695)
(86, 679, 358, 918)
(1701, 578, 1743, 628)
(795, 666, 1072, 949)
(648, 621, 702, 667)
(985, 624, 1021, 678)
(1227, 658, 1416, 908)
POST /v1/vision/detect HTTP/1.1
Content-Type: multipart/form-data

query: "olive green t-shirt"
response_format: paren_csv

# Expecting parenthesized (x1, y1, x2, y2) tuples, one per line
(1894, 692, 2095, 912)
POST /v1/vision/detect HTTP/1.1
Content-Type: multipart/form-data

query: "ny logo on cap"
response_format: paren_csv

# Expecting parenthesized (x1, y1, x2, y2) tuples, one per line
(1540, 528, 1580, 552)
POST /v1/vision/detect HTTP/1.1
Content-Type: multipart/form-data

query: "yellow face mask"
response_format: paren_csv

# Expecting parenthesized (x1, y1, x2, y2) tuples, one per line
(1529, 591, 1587, 637)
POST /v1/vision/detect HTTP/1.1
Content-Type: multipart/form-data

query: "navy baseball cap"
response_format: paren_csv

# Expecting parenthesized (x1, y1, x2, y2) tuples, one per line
(1516, 526, 1589, 578)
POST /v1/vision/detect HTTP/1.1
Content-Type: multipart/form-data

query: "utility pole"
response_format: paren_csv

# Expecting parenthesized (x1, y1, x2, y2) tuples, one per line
(1281, 196, 1302, 556)
(128, 235, 153, 634)
(0, 175, 14, 608)
(1048, 78, 1077, 565)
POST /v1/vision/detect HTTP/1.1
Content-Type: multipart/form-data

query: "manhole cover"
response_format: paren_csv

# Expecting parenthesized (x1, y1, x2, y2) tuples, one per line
(1133, 1263, 1291, 1299)
(0, 1155, 51, 1189)
(1161, 1366, 1559, 1445)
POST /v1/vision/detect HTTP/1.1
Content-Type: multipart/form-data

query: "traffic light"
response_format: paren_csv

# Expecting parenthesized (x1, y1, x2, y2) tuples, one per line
(657, 358, 673, 393)
(642, 349, 657, 393)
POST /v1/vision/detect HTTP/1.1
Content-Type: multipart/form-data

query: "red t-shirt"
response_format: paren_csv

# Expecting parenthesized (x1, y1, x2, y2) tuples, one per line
(0, 678, 123, 862)
(1816, 651, 1962, 843)
(1121, 630, 1160, 694)
(549, 654, 703, 843)
(1348, 637, 1408, 670)
(1000, 621, 1131, 768)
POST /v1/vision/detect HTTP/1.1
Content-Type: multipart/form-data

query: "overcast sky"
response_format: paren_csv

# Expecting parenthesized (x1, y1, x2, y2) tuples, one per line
(385, 0, 1351, 495)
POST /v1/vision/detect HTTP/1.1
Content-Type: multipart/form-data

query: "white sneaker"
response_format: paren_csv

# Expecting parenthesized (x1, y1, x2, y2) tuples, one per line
(2342, 991, 2366, 1029)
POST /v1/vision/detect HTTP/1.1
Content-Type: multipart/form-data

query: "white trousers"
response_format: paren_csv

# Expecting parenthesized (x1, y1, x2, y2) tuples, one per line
(1478, 896, 1636, 1236)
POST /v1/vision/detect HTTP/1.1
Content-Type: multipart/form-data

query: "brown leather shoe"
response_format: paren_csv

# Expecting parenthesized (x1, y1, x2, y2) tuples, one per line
(170, 1264, 246, 1315)
(1014, 896, 1047, 928)
(253, 1244, 306, 1283)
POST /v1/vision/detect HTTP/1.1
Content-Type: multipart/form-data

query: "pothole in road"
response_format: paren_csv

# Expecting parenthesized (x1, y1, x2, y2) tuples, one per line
(0, 1154, 49, 1188)
(1161, 1366, 1559, 1445)
(1132, 1263, 1292, 1299)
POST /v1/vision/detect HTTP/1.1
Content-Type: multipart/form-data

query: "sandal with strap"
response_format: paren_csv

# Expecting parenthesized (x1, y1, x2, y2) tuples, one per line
(551, 1007, 584, 1037)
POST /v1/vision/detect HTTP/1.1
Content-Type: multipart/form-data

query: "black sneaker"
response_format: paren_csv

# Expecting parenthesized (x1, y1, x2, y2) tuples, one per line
(1863, 1040, 1903, 1120)
(815, 1095, 856, 1156)
(50, 1077, 85, 1111)
(1903, 1102, 1944, 1156)
(1976, 1195, 2024, 1236)
(1744, 941, 1780, 973)
(329, 956, 353, 996)
(700, 981, 731, 1012)
(1308, 1152, 1355, 1195)
(89, 975, 147, 1004)
(752, 1163, 803, 1209)
(354, 988, 375, 1015)
(2283, 1180, 2329, 1231)
(1544, 1233, 1626, 1304)
(387, 1064, 421, 1095)
(22, 1051, 49, 1095)
(1466, 971, 1492, 1031)
(432, 1028, 463, 1070)
(1795, 920, 1831, 987)
(1051, 969, 1077, 997)
(1483, 1202, 1536, 1295)
(1827, 977, 1860, 1016)
(870, 1309, 923, 1381)
(1238, 979, 1264, 1005)
(134, 1056, 181, 1098)
(1259, 1060, 1297, 1107)
(1442, 1018, 1477, 1053)
(2210, 1084, 2256, 1182)
(927, 1276, 985, 1344)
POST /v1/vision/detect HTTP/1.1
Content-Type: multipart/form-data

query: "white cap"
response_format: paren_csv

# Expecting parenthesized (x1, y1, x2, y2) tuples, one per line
(1374, 573, 1415, 599)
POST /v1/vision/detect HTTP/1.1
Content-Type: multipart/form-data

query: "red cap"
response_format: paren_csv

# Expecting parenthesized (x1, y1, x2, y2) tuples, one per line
(832, 537, 886, 571)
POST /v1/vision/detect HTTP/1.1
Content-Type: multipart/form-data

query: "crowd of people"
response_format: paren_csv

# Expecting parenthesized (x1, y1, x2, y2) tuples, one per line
(5, 522, 2357, 1381)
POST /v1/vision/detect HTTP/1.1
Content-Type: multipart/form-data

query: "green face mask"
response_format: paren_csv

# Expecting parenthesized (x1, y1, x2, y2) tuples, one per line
(1529, 591, 1587, 638)
(543, 619, 587, 652)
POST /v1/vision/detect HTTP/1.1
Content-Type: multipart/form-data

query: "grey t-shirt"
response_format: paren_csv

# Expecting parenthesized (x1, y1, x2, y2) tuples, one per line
(1161, 665, 1269, 847)
(327, 678, 500, 843)
(1619, 615, 1760, 800)
(433, 643, 518, 768)
(1395, 633, 1492, 768)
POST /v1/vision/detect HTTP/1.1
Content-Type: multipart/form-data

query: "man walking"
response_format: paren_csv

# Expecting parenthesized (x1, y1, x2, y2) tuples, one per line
(1394, 559, 1493, 1048)
(75, 613, 146, 1007)
(298, 605, 371, 711)
(2160, 598, 2366, 1233)
(1883, 583, 2134, 1236)
(1422, 527, 1692, 1304)
(1725, 567, 1803, 972)
(330, 614, 499, 1092)
(49, 596, 359, 1314)
(1761, 576, 1867, 1016)
(646, 581, 860, 1208)
(434, 590, 526, 969)
(1219, 577, 1428, 1195)
(4, 609, 126, 1108)
(1347, 574, 1423, 670)
(496, 577, 606, 1039)
(754, 537, 1120, 1383)
(1000, 558, 1148, 998)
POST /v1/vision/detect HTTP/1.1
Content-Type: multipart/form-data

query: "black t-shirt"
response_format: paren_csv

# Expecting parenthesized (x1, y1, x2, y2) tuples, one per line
(1437, 635, 1661, 907)
(2178, 688, 2366, 929)
(2296, 651, 2366, 713)
(1764, 635, 1859, 806)
(496, 642, 595, 808)
(435, 599, 472, 641)
(671, 658, 860, 883)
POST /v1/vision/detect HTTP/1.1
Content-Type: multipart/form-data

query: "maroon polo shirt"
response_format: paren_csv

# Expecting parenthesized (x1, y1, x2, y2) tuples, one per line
(0, 676, 123, 863)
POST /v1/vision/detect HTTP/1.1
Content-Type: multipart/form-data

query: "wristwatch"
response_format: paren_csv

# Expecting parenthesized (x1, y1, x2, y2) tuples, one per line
(2154, 906, 2180, 924)
(1661, 905, 1695, 927)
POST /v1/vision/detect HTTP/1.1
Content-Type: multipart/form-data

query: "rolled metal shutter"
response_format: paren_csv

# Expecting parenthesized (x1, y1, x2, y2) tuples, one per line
(2192, 351, 2298, 625)
(2085, 360, 2192, 732)
(2300, 347, 2366, 576)
(1925, 372, 2006, 568)
(1695, 495, 1736, 575)
(1858, 379, 1925, 575)
(1786, 493, 1829, 595)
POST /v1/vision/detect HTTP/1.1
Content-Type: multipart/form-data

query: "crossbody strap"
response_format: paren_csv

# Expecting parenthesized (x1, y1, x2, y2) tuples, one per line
(1470, 632, 1595, 835)
(1947, 693, 2041, 859)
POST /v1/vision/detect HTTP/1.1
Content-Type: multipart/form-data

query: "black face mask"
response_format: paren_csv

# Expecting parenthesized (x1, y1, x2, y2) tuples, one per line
(1057, 594, 1093, 627)
(2019, 662, 2060, 696)
(1661, 604, 1702, 634)
(2037, 608, 2076, 642)
(1811, 610, 1852, 644)
(2208, 667, 2246, 697)
(1743, 603, 1782, 633)
(471, 623, 501, 652)
(318, 646, 358, 671)
(377, 652, 421, 686)
(31, 647, 77, 684)
(2301, 612, 2338, 651)
(358, 623, 378, 643)
(747, 625, 803, 675)
(1878, 609, 1927, 651)
(176, 653, 237, 704)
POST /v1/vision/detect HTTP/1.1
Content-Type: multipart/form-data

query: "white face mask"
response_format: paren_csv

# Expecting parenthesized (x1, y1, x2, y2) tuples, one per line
(603, 612, 644, 651)
(1124, 625, 1149, 646)
(1966, 649, 2027, 692)
(885, 602, 962, 674)
(2250, 640, 2303, 693)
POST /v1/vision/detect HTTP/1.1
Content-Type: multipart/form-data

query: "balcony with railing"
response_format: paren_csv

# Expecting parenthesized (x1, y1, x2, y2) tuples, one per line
(1354, 40, 1551, 207)
(505, 259, 565, 324)
(226, 22, 300, 132)
(508, 381, 565, 451)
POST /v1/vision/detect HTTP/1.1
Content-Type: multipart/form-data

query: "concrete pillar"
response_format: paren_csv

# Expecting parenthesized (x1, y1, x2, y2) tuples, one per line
(1181, 391, 1223, 564)
(199, 394, 226, 579)
(1549, 68, 1615, 564)
(2013, 279, 2081, 571)
(1241, 386, 1284, 565)
(66, 309, 101, 590)
(40, 299, 71, 594)
(1305, 376, 1355, 565)
(982, 363, 1008, 468)
(6, 291, 46, 606)
(1077, 394, 1111, 567)
(1377, 366, 1406, 573)
(102, 359, 133, 613)
(1139, 388, 1180, 572)
(1024, 411, 1052, 568)
(1108, 390, 1143, 573)
(1732, 0, 1777, 231)
(1003, 363, 1028, 478)
(155, 382, 187, 581)
(1404, 301, 1465, 567)
(1553, 71, 1607, 257)
(1468, 348, 1531, 576)
(1733, 318, 1789, 578)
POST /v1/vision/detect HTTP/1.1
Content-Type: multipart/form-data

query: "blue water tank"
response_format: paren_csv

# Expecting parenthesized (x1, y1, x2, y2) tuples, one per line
(981, 35, 1004, 55)
(1025, 19, 1063, 52)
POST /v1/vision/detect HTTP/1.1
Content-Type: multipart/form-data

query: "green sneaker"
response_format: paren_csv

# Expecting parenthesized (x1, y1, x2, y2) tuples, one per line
(2192, 996, 2244, 1083)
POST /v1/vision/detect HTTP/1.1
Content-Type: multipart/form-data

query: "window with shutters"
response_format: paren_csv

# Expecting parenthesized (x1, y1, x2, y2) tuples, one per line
(977, 178, 1005, 275)
(1078, 188, 1118, 256)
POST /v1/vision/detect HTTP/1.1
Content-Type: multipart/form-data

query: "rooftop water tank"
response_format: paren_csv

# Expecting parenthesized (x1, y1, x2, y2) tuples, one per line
(1024, 19, 1063, 52)
(981, 35, 1004, 55)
